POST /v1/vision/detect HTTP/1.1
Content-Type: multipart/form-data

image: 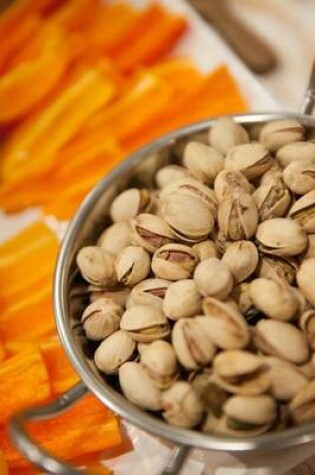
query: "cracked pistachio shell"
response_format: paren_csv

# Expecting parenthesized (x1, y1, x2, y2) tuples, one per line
(259, 119, 304, 152)
(254, 320, 309, 364)
(208, 117, 249, 154)
(223, 395, 277, 433)
(97, 222, 131, 257)
(289, 190, 315, 233)
(253, 179, 291, 221)
(299, 357, 315, 379)
(276, 141, 315, 168)
(94, 330, 136, 374)
(77, 246, 117, 287)
(264, 356, 308, 401)
(297, 258, 315, 307)
(120, 305, 170, 342)
(225, 143, 272, 180)
(192, 373, 228, 416)
(213, 350, 270, 396)
(128, 278, 171, 310)
(231, 282, 253, 315)
(119, 362, 162, 411)
(172, 316, 216, 370)
(222, 241, 258, 283)
(81, 298, 123, 341)
(131, 213, 175, 253)
(110, 188, 153, 222)
(162, 192, 214, 243)
(140, 340, 177, 389)
(283, 159, 315, 195)
(305, 234, 315, 258)
(155, 164, 190, 189)
(193, 239, 219, 260)
(152, 243, 198, 281)
(289, 380, 315, 424)
(214, 170, 253, 201)
(218, 191, 259, 240)
(256, 218, 308, 257)
(163, 279, 202, 320)
(162, 381, 204, 428)
(257, 255, 298, 285)
(115, 246, 151, 286)
(89, 285, 131, 307)
(193, 258, 233, 299)
(202, 298, 250, 349)
(183, 141, 224, 185)
(249, 278, 298, 321)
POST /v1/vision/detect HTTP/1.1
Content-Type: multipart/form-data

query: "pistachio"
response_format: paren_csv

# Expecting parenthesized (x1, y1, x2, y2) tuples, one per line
(283, 159, 315, 195)
(140, 340, 178, 389)
(97, 222, 131, 257)
(299, 357, 315, 379)
(264, 356, 308, 401)
(256, 218, 308, 257)
(202, 297, 250, 349)
(120, 305, 170, 342)
(218, 190, 259, 240)
(194, 258, 233, 299)
(253, 178, 291, 221)
(214, 170, 253, 201)
(260, 119, 304, 152)
(290, 380, 315, 424)
(300, 310, 315, 350)
(128, 278, 171, 310)
(119, 362, 162, 410)
(110, 188, 153, 222)
(162, 381, 204, 428)
(172, 316, 216, 370)
(183, 141, 224, 184)
(257, 255, 298, 285)
(192, 239, 219, 260)
(213, 350, 270, 396)
(222, 241, 258, 283)
(259, 166, 283, 187)
(208, 117, 249, 154)
(305, 234, 315, 258)
(276, 141, 315, 168)
(115, 246, 151, 286)
(289, 190, 315, 233)
(89, 285, 131, 307)
(152, 243, 198, 281)
(249, 278, 298, 321)
(254, 320, 309, 364)
(131, 213, 175, 253)
(191, 373, 228, 416)
(231, 282, 254, 315)
(225, 143, 272, 180)
(163, 279, 202, 320)
(76, 246, 117, 287)
(155, 164, 190, 189)
(297, 258, 315, 307)
(81, 298, 123, 341)
(94, 330, 136, 374)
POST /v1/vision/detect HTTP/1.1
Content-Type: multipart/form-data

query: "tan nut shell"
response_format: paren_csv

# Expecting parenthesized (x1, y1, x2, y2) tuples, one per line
(94, 330, 136, 374)
(89, 286, 131, 307)
(214, 170, 253, 201)
(305, 234, 315, 258)
(76, 246, 117, 287)
(115, 246, 151, 286)
(256, 218, 308, 257)
(162, 381, 204, 428)
(192, 240, 219, 260)
(163, 279, 202, 320)
(300, 310, 315, 350)
(129, 278, 171, 310)
(252, 179, 291, 221)
(218, 191, 259, 240)
(183, 141, 224, 185)
(155, 164, 190, 189)
(283, 159, 315, 195)
(140, 340, 177, 389)
(110, 188, 152, 222)
(81, 297, 123, 341)
(97, 222, 131, 257)
(131, 213, 175, 253)
(290, 380, 315, 424)
(259, 119, 304, 152)
(297, 258, 315, 307)
(225, 143, 271, 180)
(276, 141, 315, 168)
(289, 190, 315, 233)
(208, 116, 249, 154)
(264, 356, 308, 401)
(120, 305, 170, 342)
(194, 258, 233, 299)
(257, 255, 298, 285)
(222, 241, 258, 283)
(151, 243, 198, 281)
(223, 395, 277, 427)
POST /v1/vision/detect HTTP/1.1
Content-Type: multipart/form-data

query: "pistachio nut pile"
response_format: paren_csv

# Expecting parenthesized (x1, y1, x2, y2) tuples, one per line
(76, 116, 315, 437)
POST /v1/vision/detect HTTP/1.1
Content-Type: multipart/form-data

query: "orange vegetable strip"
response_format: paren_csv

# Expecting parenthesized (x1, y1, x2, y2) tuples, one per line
(0, 221, 54, 258)
(51, 0, 101, 31)
(0, 338, 6, 362)
(0, 176, 55, 212)
(0, 450, 8, 475)
(150, 58, 204, 95)
(0, 350, 51, 424)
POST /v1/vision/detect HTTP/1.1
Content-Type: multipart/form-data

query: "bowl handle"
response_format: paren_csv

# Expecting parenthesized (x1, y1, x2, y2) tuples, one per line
(8, 382, 89, 474)
(302, 59, 315, 115)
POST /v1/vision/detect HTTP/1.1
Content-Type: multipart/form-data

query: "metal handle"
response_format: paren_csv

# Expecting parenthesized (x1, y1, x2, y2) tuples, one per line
(162, 445, 190, 475)
(9, 382, 89, 475)
(302, 60, 315, 115)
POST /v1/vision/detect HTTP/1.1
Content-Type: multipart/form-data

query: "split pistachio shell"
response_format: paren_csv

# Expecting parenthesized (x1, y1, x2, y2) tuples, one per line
(89, 286, 130, 306)
(254, 320, 309, 364)
(192, 240, 219, 260)
(253, 178, 291, 221)
(120, 305, 170, 342)
(115, 246, 151, 286)
(119, 362, 162, 410)
(249, 278, 298, 321)
(97, 222, 131, 256)
(289, 190, 315, 233)
(172, 316, 216, 370)
(192, 374, 228, 416)
(155, 164, 190, 189)
(77, 246, 117, 287)
(194, 258, 233, 299)
(260, 119, 304, 152)
(256, 218, 308, 257)
(94, 330, 136, 374)
(81, 298, 123, 341)
(231, 282, 253, 315)
(151, 243, 198, 281)
(276, 141, 315, 168)
(202, 297, 250, 349)
(213, 350, 270, 396)
(225, 143, 271, 180)
(208, 116, 249, 154)
(283, 159, 315, 195)
(140, 340, 177, 389)
(305, 234, 315, 258)
(110, 188, 152, 222)
(218, 191, 259, 240)
(128, 278, 171, 310)
(257, 255, 298, 285)
(290, 380, 315, 424)
(183, 141, 224, 184)
(162, 381, 204, 428)
(222, 241, 258, 283)
(300, 310, 315, 350)
(163, 279, 202, 320)
(297, 258, 315, 307)
(264, 356, 308, 401)
(223, 395, 277, 433)
(131, 213, 175, 253)
(214, 170, 253, 201)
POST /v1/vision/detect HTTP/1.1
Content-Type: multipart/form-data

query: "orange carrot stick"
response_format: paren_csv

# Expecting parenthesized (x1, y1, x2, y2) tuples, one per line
(0, 221, 55, 258)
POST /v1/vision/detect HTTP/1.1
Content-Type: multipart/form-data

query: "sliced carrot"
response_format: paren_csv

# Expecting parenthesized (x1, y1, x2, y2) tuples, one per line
(151, 57, 204, 95)
(0, 221, 55, 258)
(0, 450, 8, 475)
(0, 175, 54, 212)
(51, 0, 101, 31)
(0, 338, 6, 362)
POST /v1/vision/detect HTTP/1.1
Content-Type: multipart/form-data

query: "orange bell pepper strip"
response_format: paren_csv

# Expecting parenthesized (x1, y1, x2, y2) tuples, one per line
(0, 175, 55, 212)
(0, 338, 6, 362)
(51, 0, 101, 31)
(0, 450, 9, 475)
(0, 221, 55, 258)
(151, 58, 204, 95)
(0, 350, 51, 424)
